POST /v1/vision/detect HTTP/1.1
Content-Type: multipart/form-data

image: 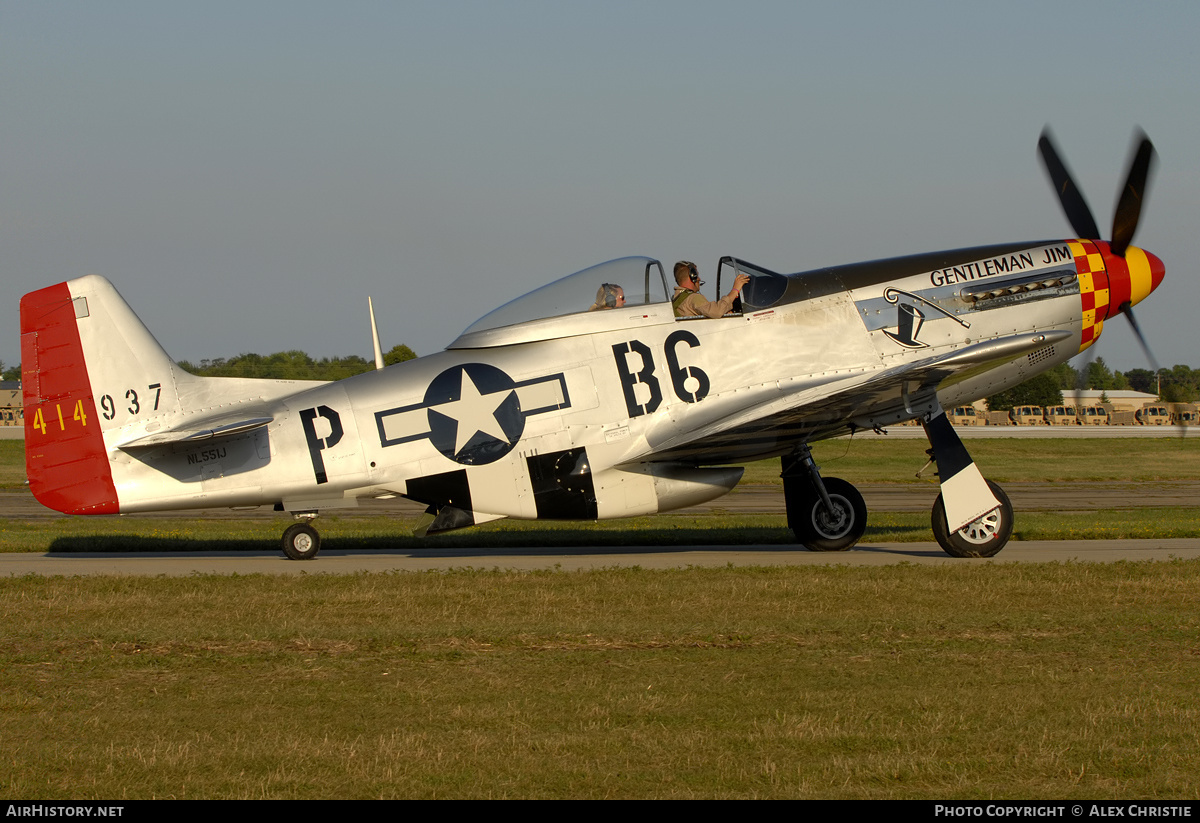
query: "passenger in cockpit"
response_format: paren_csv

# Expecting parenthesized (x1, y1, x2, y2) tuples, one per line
(672, 261, 749, 318)
(589, 283, 626, 311)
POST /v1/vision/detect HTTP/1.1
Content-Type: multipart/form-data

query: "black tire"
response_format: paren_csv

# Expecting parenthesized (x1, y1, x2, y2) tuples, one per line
(282, 522, 321, 561)
(789, 476, 868, 552)
(931, 480, 1013, 558)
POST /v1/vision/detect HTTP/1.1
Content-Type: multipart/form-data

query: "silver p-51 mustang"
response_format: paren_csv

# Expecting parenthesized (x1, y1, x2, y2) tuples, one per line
(20, 132, 1164, 559)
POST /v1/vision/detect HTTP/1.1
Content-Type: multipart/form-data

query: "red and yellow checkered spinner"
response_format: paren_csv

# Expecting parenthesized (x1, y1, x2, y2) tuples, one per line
(1071, 239, 1165, 352)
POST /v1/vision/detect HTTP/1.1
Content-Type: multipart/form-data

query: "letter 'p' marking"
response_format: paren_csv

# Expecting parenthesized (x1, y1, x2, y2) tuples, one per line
(300, 406, 344, 484)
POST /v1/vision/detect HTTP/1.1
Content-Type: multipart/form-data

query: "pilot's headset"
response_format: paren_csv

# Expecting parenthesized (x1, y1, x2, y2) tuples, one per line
(674, 261, 704, 288)
(590, 283, 628, 309)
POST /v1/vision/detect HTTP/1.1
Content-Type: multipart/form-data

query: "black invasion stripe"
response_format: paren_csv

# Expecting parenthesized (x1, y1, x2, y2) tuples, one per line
(405, 469, 473, 511)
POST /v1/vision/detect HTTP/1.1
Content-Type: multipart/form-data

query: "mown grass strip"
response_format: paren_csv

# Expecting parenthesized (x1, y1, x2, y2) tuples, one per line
(743, 436, 1200, 484)
(2, 507, 1199, 554)
(5, 437, 1200, 491)
(0, 441, 27, 489)
(3, 562, 1199, 799)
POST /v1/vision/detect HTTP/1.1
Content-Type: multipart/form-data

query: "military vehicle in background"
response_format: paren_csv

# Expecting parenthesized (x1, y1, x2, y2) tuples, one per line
(1011, 406, 1045, 426)
(1170, 403, 1198, 426)
(1136, 404, 1170, 425)
(947, 406, 982, 426)
(1043, 405, 1079, 426)
(1079, 404, 1113, 425)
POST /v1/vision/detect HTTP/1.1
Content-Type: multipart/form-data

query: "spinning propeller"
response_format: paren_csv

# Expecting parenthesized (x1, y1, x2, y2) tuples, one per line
(1037, 128, 1164, 404)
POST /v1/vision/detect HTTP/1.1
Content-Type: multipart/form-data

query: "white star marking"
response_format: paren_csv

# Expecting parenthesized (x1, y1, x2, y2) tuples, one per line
(430, 370, 514, 455)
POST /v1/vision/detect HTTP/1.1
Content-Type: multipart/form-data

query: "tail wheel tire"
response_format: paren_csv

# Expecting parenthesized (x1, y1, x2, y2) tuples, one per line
(282, 522, 321, 561)
(931, 480, 1013, 558)
(791, 477, 867, 552)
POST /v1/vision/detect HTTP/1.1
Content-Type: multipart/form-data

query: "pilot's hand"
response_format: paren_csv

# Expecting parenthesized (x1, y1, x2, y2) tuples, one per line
(732, 273, 751, 294)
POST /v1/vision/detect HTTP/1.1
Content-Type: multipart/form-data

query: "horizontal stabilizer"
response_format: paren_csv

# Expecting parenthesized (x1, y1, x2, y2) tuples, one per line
(117, 415, 274, 449)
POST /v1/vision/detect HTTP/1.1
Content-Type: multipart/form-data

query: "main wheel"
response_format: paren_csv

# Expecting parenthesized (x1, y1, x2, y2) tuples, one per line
(931, 480, 1013, 558)
(789, 476, 867, 552)
(282, 522, 321, 560)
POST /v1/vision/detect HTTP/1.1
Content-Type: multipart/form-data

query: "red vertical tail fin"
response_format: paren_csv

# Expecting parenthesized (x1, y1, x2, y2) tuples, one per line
(21, 281, 119, 514)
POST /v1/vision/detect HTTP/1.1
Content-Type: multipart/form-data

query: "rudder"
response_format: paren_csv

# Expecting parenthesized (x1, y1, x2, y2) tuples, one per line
(21, 279, 122, 513)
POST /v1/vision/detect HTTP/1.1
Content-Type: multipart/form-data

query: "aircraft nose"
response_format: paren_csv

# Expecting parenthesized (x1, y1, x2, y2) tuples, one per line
(1140, 248, 1166, 299)
(1099, 243, 1165, 320)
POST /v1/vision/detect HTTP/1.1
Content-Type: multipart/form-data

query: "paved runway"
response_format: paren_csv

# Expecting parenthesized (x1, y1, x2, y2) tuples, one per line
(3, 539, 1199, 575)
(3, 476, 1196, 575)
(2, 481, 1196, 520)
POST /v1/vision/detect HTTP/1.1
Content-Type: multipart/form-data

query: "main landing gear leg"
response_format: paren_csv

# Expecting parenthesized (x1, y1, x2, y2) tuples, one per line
(922, 408, 1013, 557)
(782, 444, 867, 551)
(281, 513, 321, 560)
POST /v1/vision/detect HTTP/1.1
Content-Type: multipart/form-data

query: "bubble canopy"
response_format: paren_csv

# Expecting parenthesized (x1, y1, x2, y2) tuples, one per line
(457, 257, 670, 338)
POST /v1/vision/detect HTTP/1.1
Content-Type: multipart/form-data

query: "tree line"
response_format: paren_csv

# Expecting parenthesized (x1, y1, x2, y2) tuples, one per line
(176, 345, 418, 380)
(0, 345, 417, 385)
(986, 359, 1200, 411)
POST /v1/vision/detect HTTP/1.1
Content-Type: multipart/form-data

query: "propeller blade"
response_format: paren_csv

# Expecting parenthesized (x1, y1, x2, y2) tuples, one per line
(1110, 131, 1156, 257)
(1038, 128, 1101, 240)
(1119, 301, 1162, 377)
(1073, 346, 1097, 411)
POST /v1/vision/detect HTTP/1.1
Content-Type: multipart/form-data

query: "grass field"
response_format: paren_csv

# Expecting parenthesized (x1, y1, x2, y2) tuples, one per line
(0, 441, 27, 489)
(4, 563, 1199, 799)
(3, 437, 1199, 799)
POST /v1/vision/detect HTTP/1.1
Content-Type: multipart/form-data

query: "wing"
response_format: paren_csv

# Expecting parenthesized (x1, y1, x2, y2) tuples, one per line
(640, 330, 1072, 464)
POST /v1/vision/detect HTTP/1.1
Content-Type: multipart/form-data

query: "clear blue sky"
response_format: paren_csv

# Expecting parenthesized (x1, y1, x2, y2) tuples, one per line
(3, 1, 1197, 372)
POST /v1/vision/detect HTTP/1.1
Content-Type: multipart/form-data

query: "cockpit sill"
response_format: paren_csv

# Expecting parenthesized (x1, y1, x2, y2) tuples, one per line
(448, 299, 679, 349)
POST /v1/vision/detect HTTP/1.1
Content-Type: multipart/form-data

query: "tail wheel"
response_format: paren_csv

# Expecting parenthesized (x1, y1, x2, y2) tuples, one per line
(791, 477, 867, 552)
(931, 480, 1013, 558)
(282, 522, 321, 561)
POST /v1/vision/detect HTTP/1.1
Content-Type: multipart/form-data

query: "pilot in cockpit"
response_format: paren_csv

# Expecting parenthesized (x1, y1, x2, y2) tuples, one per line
(589, 283, 626, 311)
(671, 261, 749, 318)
